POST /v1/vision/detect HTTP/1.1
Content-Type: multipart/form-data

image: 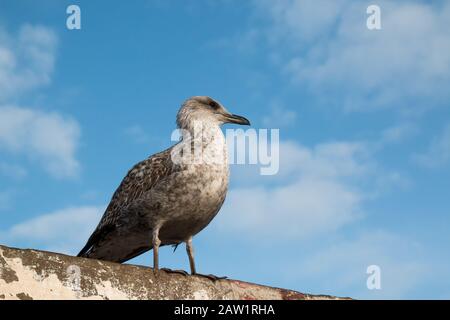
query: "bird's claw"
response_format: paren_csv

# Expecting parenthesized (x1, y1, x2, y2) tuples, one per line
(161, 268, 190, 276)
(194, 273, 228, 281)
(158, 268, 226, 281)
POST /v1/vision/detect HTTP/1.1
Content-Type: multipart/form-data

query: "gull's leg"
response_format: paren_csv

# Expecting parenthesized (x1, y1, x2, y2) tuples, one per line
(186, 237, 227, 281)
(152, 228, 161, 273)
(186, 236, 196, 275)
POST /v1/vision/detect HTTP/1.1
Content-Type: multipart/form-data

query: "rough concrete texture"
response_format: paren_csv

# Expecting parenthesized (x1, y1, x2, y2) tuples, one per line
(0, 244, 346, 300)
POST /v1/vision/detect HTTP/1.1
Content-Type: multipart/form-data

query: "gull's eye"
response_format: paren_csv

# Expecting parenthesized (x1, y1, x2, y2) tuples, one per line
(209, 100, 220, 110)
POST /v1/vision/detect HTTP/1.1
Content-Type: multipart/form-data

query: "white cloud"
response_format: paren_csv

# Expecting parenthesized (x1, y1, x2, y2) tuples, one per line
(218, 178, 362, 240)
(216, 140, 377, 240)
(279, 140, 372, 180)
(262, 102, 298, 128)
(253, 0, 450, 111)
(218, 138, 408, 241)
(380, 123, 418, 145)
(0, 24, 81, 179)
(124, 124, 150, 144)
(0, 24, 57, 102)
(258, 0, 347, 45)
(0, 105, 81, 178)
(413, 123, 450, 168)
(297, 231, 427, 299)
(0, 206, 104, 255)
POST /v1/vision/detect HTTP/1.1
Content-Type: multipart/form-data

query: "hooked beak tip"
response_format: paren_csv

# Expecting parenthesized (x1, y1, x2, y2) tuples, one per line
(226, 114, 251, 126)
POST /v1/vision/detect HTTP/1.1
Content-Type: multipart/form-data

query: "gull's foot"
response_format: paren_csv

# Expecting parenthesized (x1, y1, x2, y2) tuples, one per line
(153, 269, 161, 279)
(161, 268, 189, 276)
(194, 273, 228, 281)
(153, 267, 161, 278)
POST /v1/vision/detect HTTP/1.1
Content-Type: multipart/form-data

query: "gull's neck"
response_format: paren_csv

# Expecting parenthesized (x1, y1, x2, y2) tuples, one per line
(178, 120, 228, 167)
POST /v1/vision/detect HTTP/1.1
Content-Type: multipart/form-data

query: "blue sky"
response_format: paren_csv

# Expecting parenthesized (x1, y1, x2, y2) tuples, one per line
(0, 0, 449, 299)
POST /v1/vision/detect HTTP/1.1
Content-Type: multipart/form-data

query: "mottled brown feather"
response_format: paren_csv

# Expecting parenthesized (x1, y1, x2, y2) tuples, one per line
(77, 146, 176, 257)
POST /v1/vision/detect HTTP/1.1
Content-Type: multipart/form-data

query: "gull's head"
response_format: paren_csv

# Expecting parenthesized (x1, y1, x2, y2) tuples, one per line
(177, 96, 250, 129)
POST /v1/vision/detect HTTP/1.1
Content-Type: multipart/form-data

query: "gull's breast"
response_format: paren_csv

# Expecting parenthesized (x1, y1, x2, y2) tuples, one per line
(157, 163, 229, 242)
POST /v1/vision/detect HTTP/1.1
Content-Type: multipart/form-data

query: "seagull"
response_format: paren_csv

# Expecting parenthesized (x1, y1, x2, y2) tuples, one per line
(78, 96, 250, 277)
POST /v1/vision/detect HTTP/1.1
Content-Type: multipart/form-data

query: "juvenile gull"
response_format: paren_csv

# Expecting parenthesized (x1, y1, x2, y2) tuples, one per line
(78, 96, 250, 276)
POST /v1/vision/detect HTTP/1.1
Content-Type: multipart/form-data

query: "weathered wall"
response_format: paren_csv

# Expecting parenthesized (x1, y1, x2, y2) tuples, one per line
(0, 244, 344, 300)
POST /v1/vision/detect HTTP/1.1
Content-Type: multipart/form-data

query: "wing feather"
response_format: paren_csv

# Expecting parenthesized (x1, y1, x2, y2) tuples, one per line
(77, 147, 175, 257)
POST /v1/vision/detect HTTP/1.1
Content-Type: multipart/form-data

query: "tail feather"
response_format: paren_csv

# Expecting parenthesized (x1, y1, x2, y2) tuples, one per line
(77, 242, 92, 257)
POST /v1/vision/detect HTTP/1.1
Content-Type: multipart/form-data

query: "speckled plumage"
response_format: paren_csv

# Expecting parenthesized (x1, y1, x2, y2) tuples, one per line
(78, 96, 250, 274)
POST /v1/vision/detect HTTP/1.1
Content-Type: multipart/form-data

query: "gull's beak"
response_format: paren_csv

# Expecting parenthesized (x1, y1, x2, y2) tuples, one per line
(224, 113, 251, 126)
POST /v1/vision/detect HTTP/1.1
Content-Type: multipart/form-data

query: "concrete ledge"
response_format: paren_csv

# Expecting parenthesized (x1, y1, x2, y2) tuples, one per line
(0, 244, 345, 300)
